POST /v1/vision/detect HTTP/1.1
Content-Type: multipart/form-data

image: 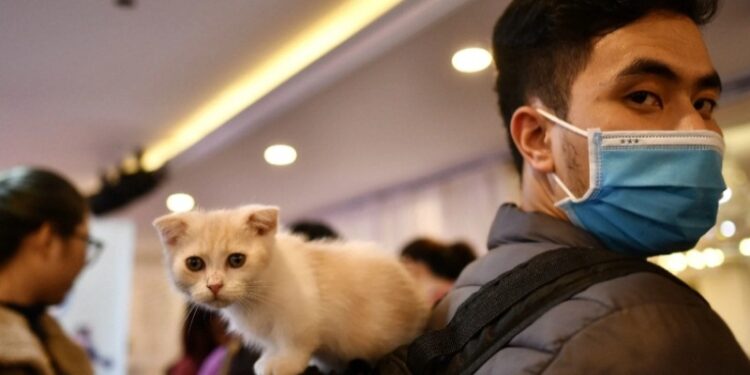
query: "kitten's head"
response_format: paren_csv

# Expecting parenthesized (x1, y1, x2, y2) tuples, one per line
(153, 205, 278, 310)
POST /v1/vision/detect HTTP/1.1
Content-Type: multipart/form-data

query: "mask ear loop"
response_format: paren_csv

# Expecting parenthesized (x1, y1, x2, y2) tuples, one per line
(536, 108, 586, 200)
(536, 109, 588, 137)
(551, 173, 577, 200)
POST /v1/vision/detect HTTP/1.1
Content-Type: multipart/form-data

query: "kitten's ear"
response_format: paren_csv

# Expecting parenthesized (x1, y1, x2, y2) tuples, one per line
(246, 206, 279, 236)
(153, 213, 189, 247)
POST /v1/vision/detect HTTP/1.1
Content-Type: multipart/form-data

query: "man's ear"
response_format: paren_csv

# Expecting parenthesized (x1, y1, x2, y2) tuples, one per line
(243, 206, 279, 236)
(153, 214, 189, 247)
(509, 104, 555, 174)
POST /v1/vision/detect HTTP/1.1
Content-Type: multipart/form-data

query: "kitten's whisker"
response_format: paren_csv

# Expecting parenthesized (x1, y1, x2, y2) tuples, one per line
(181, 303, 195, 327)
(239, 292, 282, 310)
(241, 280, 273, 288)
(186, 304, 202, 336)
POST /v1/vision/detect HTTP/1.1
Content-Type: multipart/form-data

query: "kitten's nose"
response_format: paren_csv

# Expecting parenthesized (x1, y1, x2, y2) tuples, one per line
(207, 283, 223, 296)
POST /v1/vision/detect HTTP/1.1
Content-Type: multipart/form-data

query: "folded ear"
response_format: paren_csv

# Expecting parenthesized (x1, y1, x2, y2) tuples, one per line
(153, 213, 189, 247)
(245, 206, 279, 236)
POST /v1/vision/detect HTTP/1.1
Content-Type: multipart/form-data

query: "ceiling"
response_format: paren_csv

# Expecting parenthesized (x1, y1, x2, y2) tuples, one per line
(2, 0, 750, 247)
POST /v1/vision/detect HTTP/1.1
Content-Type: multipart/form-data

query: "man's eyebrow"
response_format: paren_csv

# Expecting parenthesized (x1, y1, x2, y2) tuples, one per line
(616, 58, 678, 81)
(616, 58, 722, 92)
(696, 71, 722, 93)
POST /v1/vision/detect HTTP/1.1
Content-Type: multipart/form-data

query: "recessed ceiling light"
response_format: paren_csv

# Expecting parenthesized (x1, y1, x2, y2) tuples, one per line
(658, 253, 687, 274)
(264, 144, 297, 166)
(686, 249, 706, 270)
(740, 238, 750, 256)
(166, 193, 195, 213)
(451, 47, 492, 73)
(719, 188, 732, 204)
(703, 248, 725, 268)
(720, 220, 736, 238)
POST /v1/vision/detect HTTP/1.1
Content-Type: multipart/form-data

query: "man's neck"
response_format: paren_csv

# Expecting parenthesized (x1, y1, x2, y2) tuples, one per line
(520, 166, 569, 221)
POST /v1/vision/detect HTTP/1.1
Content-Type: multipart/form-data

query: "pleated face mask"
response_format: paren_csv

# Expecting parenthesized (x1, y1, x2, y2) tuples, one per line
(537, 109, 726, 256)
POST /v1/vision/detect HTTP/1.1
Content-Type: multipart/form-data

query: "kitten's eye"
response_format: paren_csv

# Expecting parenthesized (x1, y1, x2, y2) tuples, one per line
(185, 256, 205, 272)
(227, 253, 246, 268)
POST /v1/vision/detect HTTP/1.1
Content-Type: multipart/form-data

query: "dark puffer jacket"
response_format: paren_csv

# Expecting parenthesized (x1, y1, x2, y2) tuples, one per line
(428, 204, 750, 374)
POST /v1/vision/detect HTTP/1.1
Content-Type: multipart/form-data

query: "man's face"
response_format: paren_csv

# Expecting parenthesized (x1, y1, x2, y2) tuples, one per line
(553, 12, 722, 197)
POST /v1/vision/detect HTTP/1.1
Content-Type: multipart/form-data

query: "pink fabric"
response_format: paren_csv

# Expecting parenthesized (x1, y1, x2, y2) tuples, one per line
(168, 357, 200, 375)
(197, 347, 228, 375)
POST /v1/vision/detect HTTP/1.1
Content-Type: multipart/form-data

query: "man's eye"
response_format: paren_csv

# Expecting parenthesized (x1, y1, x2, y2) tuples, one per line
(694, 98, 717, 117)
(627, 91, 662, 108)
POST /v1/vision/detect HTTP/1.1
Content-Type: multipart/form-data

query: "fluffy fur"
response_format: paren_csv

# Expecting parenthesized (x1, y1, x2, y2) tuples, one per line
(153, 205, 430, 375)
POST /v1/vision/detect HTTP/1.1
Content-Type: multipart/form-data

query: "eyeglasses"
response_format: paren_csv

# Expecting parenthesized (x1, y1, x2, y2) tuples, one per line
(73, 234, 105, 266)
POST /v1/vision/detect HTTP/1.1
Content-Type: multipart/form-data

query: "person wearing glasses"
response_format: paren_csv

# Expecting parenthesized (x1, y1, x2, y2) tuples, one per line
(0, 166, 95, 375)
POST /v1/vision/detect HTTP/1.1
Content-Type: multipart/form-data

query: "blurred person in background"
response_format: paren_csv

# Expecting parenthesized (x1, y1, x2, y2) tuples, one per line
(400, 237, 476, 305)
(0, 166, 95, 375)
(167, 304, 228, 375)
(288, 220, 339, 241)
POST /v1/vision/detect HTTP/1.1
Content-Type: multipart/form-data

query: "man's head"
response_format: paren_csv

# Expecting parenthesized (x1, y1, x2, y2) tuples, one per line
(494, 0, 720, 176)
(494, 0, 722, 216)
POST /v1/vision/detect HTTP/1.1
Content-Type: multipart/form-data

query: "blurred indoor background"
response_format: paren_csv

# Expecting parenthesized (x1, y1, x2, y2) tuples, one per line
(2, 0, 749, 373)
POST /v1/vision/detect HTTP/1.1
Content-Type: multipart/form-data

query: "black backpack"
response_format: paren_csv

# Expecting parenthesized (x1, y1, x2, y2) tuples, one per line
(372, 246, 704, 375)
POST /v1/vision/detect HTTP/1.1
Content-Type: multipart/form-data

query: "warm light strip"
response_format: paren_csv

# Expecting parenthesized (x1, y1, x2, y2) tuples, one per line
(142, 0, 403, 171)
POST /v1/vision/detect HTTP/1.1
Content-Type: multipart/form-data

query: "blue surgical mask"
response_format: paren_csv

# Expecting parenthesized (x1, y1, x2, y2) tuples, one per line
(538, 109, 726, 256)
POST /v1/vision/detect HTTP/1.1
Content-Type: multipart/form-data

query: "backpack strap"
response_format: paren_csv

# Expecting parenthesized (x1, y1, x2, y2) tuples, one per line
(406, 246, 703, 374)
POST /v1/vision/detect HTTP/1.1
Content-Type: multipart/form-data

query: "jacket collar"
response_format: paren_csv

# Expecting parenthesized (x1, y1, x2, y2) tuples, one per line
(0, 305, 55, 375)
(487, 203, 604, 251)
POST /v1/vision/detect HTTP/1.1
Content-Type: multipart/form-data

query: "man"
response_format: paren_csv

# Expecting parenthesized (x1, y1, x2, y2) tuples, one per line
(429, 0, 750, 373)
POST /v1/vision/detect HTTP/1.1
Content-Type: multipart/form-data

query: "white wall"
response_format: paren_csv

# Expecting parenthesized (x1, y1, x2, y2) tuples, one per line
(128, 242, 185, 375)
(53, 219, 135, 375)
(316, 157, 520, 254)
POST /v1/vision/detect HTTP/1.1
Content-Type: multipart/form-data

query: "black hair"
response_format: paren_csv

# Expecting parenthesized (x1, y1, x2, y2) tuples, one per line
(172, 304, 226, 370)
(289, 220, 339, 241)
(401, 238, 477, 280)
(0, 167, 87, 267)
(493, 0, 720, 174)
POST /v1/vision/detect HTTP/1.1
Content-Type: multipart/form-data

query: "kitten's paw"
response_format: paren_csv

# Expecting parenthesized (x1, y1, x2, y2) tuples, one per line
(254, 357, 268, 375)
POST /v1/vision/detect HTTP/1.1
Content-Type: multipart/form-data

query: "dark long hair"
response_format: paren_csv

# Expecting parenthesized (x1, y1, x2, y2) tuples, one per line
(181, 304, 224, 363)
(401, 238, 477, 280)
(0, 167, 87, 267)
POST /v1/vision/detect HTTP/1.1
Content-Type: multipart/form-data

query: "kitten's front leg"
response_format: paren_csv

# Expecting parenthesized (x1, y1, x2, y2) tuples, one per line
(255, 350, 311, 375)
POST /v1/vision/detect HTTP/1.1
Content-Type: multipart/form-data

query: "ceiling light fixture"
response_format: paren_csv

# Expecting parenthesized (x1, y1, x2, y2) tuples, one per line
(658, 253, 687, 274)
(264, 144, 297, 166)
(719, 188, 732, 204)
(719, 220, 736, 238)
(451, 47, 492, 73)
(703, 248, 725, 268)
(740, 238, 750, 256)
(686, 249, 706, 270)
(166, 193, 195, 213)
(141, 0, 402, 171)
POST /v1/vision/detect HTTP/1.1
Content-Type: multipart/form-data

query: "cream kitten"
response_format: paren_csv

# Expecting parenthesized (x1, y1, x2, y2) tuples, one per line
(153, 205, 430, 375)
